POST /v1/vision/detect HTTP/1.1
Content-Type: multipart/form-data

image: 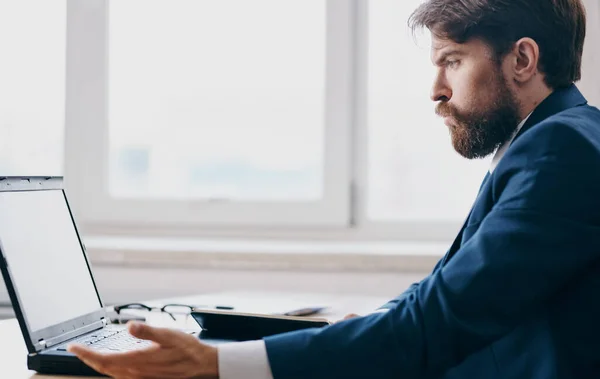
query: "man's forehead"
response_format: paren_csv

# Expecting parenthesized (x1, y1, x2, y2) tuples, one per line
(431, 37, 463, 56)
(430, 37, 494, 62)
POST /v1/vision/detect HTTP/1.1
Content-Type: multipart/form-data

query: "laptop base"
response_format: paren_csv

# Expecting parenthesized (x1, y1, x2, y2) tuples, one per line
(28, 352, 104, 376)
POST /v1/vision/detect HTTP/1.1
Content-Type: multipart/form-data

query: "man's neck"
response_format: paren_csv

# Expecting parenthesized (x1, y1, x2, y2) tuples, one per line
(517, 85, 553, 121)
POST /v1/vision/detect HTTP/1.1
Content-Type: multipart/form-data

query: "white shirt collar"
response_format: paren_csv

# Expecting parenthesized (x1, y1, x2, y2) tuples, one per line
(489, 112, 533, 173)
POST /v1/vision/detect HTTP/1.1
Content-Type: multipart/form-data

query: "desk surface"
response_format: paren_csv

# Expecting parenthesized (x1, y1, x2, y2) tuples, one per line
(0, 291, 389, 378)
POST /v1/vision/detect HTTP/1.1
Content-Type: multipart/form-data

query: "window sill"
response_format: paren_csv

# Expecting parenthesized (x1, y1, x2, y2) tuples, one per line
(83, 235, 444, 272)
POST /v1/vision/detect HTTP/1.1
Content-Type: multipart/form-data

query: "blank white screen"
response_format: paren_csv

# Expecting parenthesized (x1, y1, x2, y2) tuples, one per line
(0, 190, 100, 331)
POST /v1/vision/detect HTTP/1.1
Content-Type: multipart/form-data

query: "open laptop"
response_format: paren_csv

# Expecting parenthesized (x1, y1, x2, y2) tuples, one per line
(0, 176, 327, 376)
(0, 176, 154, 375)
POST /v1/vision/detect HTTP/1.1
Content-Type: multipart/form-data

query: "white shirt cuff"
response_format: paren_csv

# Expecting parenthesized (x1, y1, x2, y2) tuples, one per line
(218, 340, 274, 379)
(369, 308, 390, 314)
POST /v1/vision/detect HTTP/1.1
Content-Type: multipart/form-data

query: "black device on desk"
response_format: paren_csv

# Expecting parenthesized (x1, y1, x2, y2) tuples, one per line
(192, 309, 330, 341)
(0, 177, 237, 376)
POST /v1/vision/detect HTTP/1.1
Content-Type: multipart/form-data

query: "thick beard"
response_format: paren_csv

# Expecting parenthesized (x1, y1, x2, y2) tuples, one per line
(436, 75, 522, 159)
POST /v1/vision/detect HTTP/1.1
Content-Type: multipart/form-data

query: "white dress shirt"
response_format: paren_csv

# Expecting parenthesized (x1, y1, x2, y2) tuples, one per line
(218, 340, 274, 379)
(218, 113, 533, 379)
(489, 113, 531, 173)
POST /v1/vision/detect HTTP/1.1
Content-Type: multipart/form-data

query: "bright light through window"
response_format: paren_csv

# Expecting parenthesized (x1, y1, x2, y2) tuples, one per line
(0, 1, 65, 176)
(109, 0, 326, 201)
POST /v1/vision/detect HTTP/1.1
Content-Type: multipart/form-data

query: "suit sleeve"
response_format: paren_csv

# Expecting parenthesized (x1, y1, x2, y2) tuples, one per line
(264, 124, 600, 379)
(377, 258, 444, 310)
(376, 283, 418, 310)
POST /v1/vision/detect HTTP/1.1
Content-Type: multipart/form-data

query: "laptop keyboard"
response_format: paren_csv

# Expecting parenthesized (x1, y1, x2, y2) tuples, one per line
(57, 327, 153, 353)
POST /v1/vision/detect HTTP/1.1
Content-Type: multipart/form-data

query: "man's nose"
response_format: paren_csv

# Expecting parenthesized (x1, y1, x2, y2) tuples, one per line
(430, 74, 452, 102)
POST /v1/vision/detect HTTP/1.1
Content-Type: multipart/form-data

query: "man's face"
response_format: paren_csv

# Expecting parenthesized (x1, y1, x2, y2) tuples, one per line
(430, 37, 521, 159)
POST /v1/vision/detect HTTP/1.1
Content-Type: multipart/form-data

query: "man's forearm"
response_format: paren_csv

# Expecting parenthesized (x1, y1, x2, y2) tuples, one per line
(216, 308, 393, 379)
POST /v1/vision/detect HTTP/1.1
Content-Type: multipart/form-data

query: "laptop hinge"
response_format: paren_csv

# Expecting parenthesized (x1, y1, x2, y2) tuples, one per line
(34, 320, 106, 351)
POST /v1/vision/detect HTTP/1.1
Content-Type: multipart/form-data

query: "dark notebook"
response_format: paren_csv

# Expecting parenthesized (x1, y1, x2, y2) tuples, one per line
(191, 309, 330, 341)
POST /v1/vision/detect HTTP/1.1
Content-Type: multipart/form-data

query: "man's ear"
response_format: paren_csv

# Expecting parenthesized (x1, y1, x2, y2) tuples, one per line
(511, 37, 540, 84)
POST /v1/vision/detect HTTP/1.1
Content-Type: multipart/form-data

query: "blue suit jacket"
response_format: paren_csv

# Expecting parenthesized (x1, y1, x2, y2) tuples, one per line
(264, 85, 600, 379)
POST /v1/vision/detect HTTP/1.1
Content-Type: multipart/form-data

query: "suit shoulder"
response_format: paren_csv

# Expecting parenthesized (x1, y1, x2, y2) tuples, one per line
(510, 105, 600, 165)
(492, 105, 600, 218)
(526, 105, 600, 144)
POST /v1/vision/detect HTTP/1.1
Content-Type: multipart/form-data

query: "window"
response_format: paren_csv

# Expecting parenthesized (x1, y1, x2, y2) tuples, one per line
(109, 1, 326, 201)
(0, 1, 65, 176)
(67, 0, 353, 228)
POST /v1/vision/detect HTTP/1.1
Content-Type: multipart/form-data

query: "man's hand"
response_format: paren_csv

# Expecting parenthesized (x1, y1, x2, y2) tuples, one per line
(337, 310, 389, 323)
(336, 313, 360, 323)
(68, 322, 218, 379)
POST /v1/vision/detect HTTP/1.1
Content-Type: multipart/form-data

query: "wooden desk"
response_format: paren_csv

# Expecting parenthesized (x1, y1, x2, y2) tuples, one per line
(0, 291, 389, 378)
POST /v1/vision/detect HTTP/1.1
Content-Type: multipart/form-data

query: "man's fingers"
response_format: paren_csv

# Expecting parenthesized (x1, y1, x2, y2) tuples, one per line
(68, 342, 188, 378)
(68, 342, 158, 366)
(333, 313, 361, 324)
(67, 344, 103, 363)
(128, 322, 196, 347)
(128, 322, 182, 346)
(67, 344, 112, 375)
(68, 333, 218, 378)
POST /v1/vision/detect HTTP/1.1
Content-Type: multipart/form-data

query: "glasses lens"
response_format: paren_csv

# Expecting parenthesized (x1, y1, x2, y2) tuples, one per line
(116, 303, 152, 313)
(162, 305, 193, 316)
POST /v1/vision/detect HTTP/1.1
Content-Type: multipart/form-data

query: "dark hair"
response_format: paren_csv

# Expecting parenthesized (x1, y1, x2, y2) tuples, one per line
(409, 0, 587, 89)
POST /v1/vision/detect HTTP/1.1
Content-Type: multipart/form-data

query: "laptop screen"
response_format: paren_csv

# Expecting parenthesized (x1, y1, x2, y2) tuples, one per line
(0, 189, 101, 331)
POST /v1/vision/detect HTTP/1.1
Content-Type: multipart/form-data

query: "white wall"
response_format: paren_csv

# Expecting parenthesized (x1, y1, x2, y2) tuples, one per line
(581, 0, 600, 106)
(0, 265, 427, 318)
(91, 266, 426, 305)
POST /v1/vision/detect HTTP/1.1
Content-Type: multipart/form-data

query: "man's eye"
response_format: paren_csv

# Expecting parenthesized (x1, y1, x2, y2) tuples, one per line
(446, 60, 460, 68)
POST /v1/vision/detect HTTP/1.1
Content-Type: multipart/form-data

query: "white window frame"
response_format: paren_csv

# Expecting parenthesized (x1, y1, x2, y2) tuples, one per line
(65, 0, 355, 230)
(64, 0, 463, 242)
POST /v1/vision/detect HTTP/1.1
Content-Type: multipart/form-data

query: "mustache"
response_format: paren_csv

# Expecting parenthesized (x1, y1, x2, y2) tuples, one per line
(435, 102, 457, 118)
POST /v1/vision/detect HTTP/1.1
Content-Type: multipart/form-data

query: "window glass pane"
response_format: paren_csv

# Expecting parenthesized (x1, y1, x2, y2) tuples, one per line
(109, 0, 325, 201)
(0, 1, 65, 176)
(367, 0, 490, 221)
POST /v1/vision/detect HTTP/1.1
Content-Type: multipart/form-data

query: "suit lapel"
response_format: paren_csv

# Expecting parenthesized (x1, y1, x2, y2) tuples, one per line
(442, 172, 490, 265)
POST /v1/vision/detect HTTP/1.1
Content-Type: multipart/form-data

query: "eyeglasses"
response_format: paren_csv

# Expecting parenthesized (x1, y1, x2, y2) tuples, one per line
(113, 303, 199, 322)
(112, 302, 235, 322)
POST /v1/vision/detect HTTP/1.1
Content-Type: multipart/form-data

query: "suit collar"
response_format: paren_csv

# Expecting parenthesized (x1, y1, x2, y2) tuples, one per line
(513, 84, 588, 143)
(489, 112, 532, 173)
